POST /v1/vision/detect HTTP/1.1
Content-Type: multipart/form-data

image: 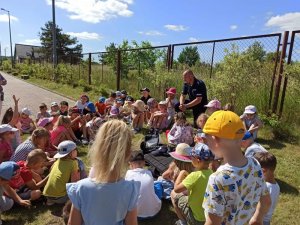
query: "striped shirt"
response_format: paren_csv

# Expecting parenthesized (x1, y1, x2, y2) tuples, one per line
(10, 139, 36, 162)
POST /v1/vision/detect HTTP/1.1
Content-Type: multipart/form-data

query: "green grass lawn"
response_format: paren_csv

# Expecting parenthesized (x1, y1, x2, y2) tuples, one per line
(1, 126, 300, 225)
(2, 75, 299, 224)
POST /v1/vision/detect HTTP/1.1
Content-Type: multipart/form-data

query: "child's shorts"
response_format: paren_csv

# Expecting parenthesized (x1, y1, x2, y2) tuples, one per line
(46, 195, 68, 205)
(17, 188, 32, 200)
(173, 193, 204, 225)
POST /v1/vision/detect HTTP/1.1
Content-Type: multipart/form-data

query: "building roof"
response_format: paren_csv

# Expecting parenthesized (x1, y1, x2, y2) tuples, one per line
(14, 44, 44, 60)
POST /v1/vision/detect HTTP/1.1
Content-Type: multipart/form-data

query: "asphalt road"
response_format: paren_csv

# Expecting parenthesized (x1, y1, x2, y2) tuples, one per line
(0, 72, 75, 120)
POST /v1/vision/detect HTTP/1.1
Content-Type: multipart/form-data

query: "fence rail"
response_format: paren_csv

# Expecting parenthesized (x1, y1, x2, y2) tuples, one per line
(5, 30, 300, 119)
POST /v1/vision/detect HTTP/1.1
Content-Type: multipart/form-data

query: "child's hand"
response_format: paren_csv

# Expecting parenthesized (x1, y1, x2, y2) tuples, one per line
(13, 95, 20, 104)
(19, 199, 31, 207)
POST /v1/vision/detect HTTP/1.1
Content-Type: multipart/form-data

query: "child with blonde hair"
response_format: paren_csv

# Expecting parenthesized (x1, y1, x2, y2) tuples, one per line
(11, 128, 50, 162)
(165, 88, 179, 126)
(9, 149, 49, 201)
(43, 141, 80, 205)
(202, 111, 271, 225)
(148, 101, 169, 131)
(51, 116, 77, 146)
(19, 108, 36, 134)
(67, 120, 140, 225)
(168, 112, 193, 146)
(195, 113, 209, 144)
(131, 100, 146, 133)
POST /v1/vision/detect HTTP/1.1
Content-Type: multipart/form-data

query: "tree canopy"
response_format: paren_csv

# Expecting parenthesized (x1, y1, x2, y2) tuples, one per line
(39, 21, 82, 63)
(177, 46, 200, 67)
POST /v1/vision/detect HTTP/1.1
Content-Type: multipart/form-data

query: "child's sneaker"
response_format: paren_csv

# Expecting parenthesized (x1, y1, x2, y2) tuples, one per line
(74, 139, 82, 145)
(81, 138, 89, 145)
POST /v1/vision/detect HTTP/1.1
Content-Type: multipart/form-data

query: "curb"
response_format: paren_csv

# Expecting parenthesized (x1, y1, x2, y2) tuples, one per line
(1, 71, 76, 102)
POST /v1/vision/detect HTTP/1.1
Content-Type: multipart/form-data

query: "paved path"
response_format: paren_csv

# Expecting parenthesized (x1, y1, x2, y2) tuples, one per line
(0, 72, 75, 119)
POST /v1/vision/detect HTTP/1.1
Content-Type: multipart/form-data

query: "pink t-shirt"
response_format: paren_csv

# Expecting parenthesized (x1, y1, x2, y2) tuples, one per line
(51, 125, 67, 143)
(19, 117, 33, 130)
(0, 140, 13, 162)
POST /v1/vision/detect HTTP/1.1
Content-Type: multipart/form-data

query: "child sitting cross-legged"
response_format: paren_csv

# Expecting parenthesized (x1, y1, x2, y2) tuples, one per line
(0, 124, 19, 163)
(171, 143, 214, 225)
(131, 100, 146, 133)
(254, 152, 280, 225)
(148, 101, 169, 131)
(43, 141, 80, 205)
(19, 108, 36, 134)
(167, 112, 194, 146)
(9, 149, 49, 201)
(125, 151, 161, 220)
(0, 161, 31, 223)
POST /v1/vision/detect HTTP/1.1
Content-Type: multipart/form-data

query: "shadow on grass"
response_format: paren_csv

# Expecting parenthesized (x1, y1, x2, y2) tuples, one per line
(276, 178, 299, 195)
(139, 200, 177, 225)
(256, 138, 286, 150)
(2, 202, 63, 225)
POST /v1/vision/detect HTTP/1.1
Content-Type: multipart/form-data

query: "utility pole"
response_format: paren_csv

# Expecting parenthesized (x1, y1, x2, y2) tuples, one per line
(1, 8, 14, 68)
(52, 0, 57, 74)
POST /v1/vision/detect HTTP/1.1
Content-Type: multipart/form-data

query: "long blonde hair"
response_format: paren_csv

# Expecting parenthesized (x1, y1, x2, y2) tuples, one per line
(54, 115, 71, 129)
(89, 120, 132, 183)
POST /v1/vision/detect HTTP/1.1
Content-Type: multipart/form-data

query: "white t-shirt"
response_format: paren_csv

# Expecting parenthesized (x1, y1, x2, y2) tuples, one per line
(75, 101, 88, 111)
(264, 182, 280, 223)
(125, 168, 161, 218)
(245, 142, 268, 158)
(203, 157, 269, 225)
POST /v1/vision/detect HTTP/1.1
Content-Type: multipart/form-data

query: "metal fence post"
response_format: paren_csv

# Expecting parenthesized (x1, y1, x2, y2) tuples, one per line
(268, 34, 282, 110)
(279, 31, 297, 118)
(170, 45, 174, 69)
(116, 50, 121, 90)
(272, 31, 289, 114)
(167, 45, 171, 71)
(88, 53, 92, 85)
(209, 42, 216, 78)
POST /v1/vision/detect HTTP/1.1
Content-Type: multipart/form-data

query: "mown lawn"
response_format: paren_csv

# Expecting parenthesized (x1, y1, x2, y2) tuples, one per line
(1, 126, 300, 225)
(2, 75, 299, 224)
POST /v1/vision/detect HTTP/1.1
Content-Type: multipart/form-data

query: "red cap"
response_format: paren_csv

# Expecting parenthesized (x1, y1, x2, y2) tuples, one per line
(166, 87, 176, 95)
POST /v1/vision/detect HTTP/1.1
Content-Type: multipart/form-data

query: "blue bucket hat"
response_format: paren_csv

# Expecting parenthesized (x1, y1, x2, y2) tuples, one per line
(0, 161, 20, 180)
(188, 143, 214, 161)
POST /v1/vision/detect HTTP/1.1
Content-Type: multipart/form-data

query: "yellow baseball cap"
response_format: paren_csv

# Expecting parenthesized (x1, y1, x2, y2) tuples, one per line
(203, 110, 245, 140)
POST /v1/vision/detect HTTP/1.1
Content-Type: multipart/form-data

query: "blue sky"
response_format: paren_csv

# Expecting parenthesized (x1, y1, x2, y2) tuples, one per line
(0, 0, 299, 56)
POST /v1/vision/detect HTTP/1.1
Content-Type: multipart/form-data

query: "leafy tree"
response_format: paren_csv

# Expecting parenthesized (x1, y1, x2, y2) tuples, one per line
(177, 46, 200, 67)
(244, 41, 266, 62)
(39, 21, 82, 64)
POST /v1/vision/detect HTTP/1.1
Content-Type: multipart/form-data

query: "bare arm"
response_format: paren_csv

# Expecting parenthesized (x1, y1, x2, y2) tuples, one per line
(174, 170, 188, 193)
(204, 213, 223, 225)
(185, 96, 202, 109)
(179, 94, 186, 105)
(10, 95, 20, 126)
(3, 184, 31, 207)
(68, 204, 83, 225)
(71, 171, 80, 182)
(249, 194, 271, 225)
(25, 175, 49, 190)
(124, 208, 138, 225)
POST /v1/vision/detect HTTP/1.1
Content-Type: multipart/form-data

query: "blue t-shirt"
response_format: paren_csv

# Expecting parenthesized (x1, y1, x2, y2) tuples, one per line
(67, 178, 140, 225)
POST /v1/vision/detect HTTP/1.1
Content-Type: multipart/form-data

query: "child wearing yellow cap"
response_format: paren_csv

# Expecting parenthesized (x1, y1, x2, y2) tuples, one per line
(202, 110, 271, 225)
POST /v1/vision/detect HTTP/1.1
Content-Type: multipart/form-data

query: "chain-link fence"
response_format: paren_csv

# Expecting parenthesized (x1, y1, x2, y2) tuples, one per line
(12, 31, 300, 120)
(118, 45, 170, 99)
(281, 30, 300, 123)
(170, 34, 281, 114)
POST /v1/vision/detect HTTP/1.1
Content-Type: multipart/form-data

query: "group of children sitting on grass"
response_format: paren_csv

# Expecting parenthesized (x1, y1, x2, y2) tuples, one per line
(0, 88, 278, 225)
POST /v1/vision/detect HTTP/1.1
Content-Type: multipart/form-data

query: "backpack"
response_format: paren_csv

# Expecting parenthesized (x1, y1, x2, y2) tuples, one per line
(140, 132, 160, 154)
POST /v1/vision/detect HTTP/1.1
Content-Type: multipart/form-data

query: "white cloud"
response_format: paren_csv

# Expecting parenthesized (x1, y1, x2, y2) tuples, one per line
(230, 25, 238, 31)
(265, 12, 300, 31)
(164, 24, 188, 31)
(21, 39, 41, 46)
(138, 30, 164, 36)
(0, 14, 18, 22)
(67, 32, 102, 40)
(189, 37, 201, 42)
(46, 0, 133, 23)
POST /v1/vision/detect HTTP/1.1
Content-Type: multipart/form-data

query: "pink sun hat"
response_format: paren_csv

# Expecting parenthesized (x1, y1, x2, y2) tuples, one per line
(205, 98, 221, 109)
(169, 143, 192, 162)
